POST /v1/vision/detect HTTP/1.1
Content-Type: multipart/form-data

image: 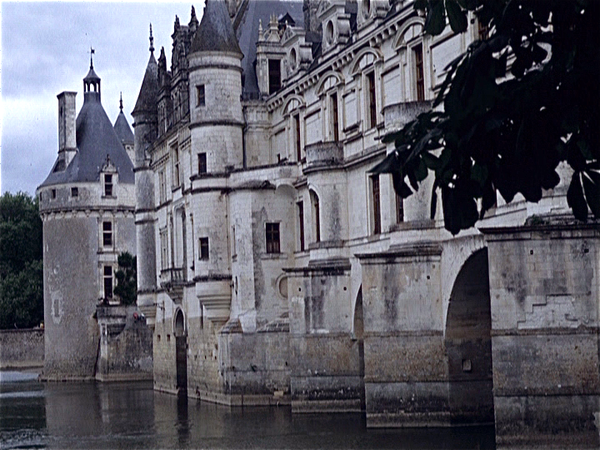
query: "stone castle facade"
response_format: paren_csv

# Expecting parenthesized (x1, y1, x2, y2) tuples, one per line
(37, 0, 598, 446)
(131, 1, 599, 445)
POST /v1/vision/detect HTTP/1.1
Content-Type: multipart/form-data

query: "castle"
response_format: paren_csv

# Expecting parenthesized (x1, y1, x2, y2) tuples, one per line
(39, 0, 599, 446)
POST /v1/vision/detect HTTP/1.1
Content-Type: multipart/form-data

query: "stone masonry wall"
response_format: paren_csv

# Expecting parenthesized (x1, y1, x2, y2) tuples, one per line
(0, 328, 44, 369)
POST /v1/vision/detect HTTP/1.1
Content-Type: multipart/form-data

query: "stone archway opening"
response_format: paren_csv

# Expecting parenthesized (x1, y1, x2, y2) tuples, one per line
(445, 248, 494, 425)
(353, 286, 366, 412)
(174, 309, 187, 394)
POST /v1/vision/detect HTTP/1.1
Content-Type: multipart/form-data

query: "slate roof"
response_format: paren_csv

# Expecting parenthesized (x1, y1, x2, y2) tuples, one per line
(40, 74, 134, 188)
(235, 1, 304, 98)
(132, 52, 159, 116)
(190, 0, 243, 56)
(114, 111, 134, 146)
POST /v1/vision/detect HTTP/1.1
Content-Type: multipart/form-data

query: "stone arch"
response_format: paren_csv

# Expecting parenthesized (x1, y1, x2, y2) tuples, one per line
(315, 71, 343, 96)
(350, 48, 383, 75)
(393, 18, 425, 50)
(445, 248, 494, 424)
(282, 95, 305, 116)
(174, 308, 187, 393)
(353, 285, 366, 411)
(174, 308, 186, 337)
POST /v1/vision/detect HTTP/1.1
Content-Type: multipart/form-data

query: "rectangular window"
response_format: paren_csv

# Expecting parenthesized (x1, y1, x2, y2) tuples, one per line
(266, 223, 280, 254)
(196, 85, 205, 107)
(71, 187, 78, 197)
(367, 71, 377, 128)
(103, 221, 113, 247)
(297, 201, 305, 251)
(331, 92, 339, 141)
(312, 193, 321, 243)
(396, 191, 404, 224)
(268, 59, 281, 94)
(173, 146, 180, 187)
(371, 175, 381, 235)
(199, 237, 209, 260)
(160, 228, 168, 269)
(413, 44, 425, 102)
(103, 265, 113, 299)
(51, 189, 56, 199)
(294, 114, 302, 162)
(104, 174, 113, 197)
(198, 152, 207, 174)
(159, 170, 166, 203)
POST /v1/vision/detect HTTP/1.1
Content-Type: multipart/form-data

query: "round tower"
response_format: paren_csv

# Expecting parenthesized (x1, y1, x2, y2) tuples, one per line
(132, 26, 159, 326)
(188, 0, 244, 173)
(36, 56, 136, 380)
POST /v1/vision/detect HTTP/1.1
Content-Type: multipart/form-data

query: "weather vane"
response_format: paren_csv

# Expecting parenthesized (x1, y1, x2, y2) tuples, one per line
(89, 46, 95, 69)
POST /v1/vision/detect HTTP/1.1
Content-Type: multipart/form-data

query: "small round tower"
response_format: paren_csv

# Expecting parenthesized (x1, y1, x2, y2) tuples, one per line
(37, 56, 136, 380)
(132, 26, 160, 326)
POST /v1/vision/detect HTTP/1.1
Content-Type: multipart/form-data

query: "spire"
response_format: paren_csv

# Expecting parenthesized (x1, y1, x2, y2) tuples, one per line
(189, 5, 199, 32)
(84, 48, 101, 102)
(89, 46, 95, 69)
(149, 24, 155, 54)
(190, 0, 242, 56)
(119, 92, 123, 112)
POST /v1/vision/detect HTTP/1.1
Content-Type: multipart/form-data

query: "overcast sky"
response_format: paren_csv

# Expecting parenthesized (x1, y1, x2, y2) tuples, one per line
(1, 1, 205, 195)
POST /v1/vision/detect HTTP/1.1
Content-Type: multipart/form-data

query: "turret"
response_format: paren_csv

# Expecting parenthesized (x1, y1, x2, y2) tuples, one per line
(132, 25, 159, 325)
(113, 93, 135, 163)
(188, 0, 244, 172)
(83, 48, 101, 103)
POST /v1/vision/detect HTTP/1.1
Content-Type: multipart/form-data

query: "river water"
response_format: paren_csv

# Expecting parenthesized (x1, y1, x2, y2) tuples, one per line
(0, 371, 495, 449)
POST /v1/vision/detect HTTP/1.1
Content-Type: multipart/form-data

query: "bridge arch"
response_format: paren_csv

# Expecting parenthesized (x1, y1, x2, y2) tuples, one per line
(445, 248, 494, 424)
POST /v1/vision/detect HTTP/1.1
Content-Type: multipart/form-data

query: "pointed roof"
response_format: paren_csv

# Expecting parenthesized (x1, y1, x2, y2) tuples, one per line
(39, 67, 134, 188)
(190, 0, 243, 56)
(114, 94, 134, 146)
(132, 25, 159, 116)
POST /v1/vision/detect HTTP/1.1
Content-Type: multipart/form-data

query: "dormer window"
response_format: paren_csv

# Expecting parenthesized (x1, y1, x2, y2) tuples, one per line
(268, 59, 281, 94)
(104, 174, 114, 197)
(366, 71, 377, 129)
(413, 44, 425, 101)
(325, 21, 335, 46)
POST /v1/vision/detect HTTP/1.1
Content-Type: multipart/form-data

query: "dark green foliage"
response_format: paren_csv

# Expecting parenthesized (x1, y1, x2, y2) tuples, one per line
(114, 252, 137, 306)
(373, 0, 600, 234)
(0, 192, 44, 329)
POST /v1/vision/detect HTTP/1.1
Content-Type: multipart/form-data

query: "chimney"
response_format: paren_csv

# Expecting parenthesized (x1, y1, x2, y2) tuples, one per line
(57, 91, 77, 166)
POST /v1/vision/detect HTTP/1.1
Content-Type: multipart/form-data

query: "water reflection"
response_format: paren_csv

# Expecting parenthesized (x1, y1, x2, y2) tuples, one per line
(0, 373, 496, 449)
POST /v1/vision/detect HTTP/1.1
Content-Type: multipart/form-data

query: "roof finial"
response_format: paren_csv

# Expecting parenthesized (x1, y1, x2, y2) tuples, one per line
(119, 92, 123, 112)
(149, 24, 155, 54)
(89, 47, 95, 69)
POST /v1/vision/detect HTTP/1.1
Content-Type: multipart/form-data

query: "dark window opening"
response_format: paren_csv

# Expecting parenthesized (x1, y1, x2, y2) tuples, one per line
(51, 189, 57, 199)
(71, 187, 79, 197)
(414, 44, 425, 102)
(197, 85, 205, 107)
(268, 59, 281, 94)
(198, 153, 207, 174)
(294, 114, 302, 161)
(104, 174, 113, 197)
(298, 201, 305, 251)
(199, 237, 209, 260)
(103, 221, 113, 247)
(367, 72, 377, 128)
(266, 222, 281, 254)
(396, 191, 404, 224)
(103, 265, 113, 299)
(331, 92, 339, 141)
(311, 192, 321, 243)
(371, 175, 381, 234)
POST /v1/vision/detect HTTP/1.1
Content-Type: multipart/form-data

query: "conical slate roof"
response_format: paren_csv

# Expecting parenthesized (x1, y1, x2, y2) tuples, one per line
(190, 0, 242, 56)
(132, 52, 159, 116)
(114, 111, 134, 146)
(84, 66, 101, 83)
(39, 71, 134, 188)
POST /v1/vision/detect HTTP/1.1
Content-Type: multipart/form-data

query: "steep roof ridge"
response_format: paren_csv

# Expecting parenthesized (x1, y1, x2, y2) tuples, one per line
(190, 0, 243, 56)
